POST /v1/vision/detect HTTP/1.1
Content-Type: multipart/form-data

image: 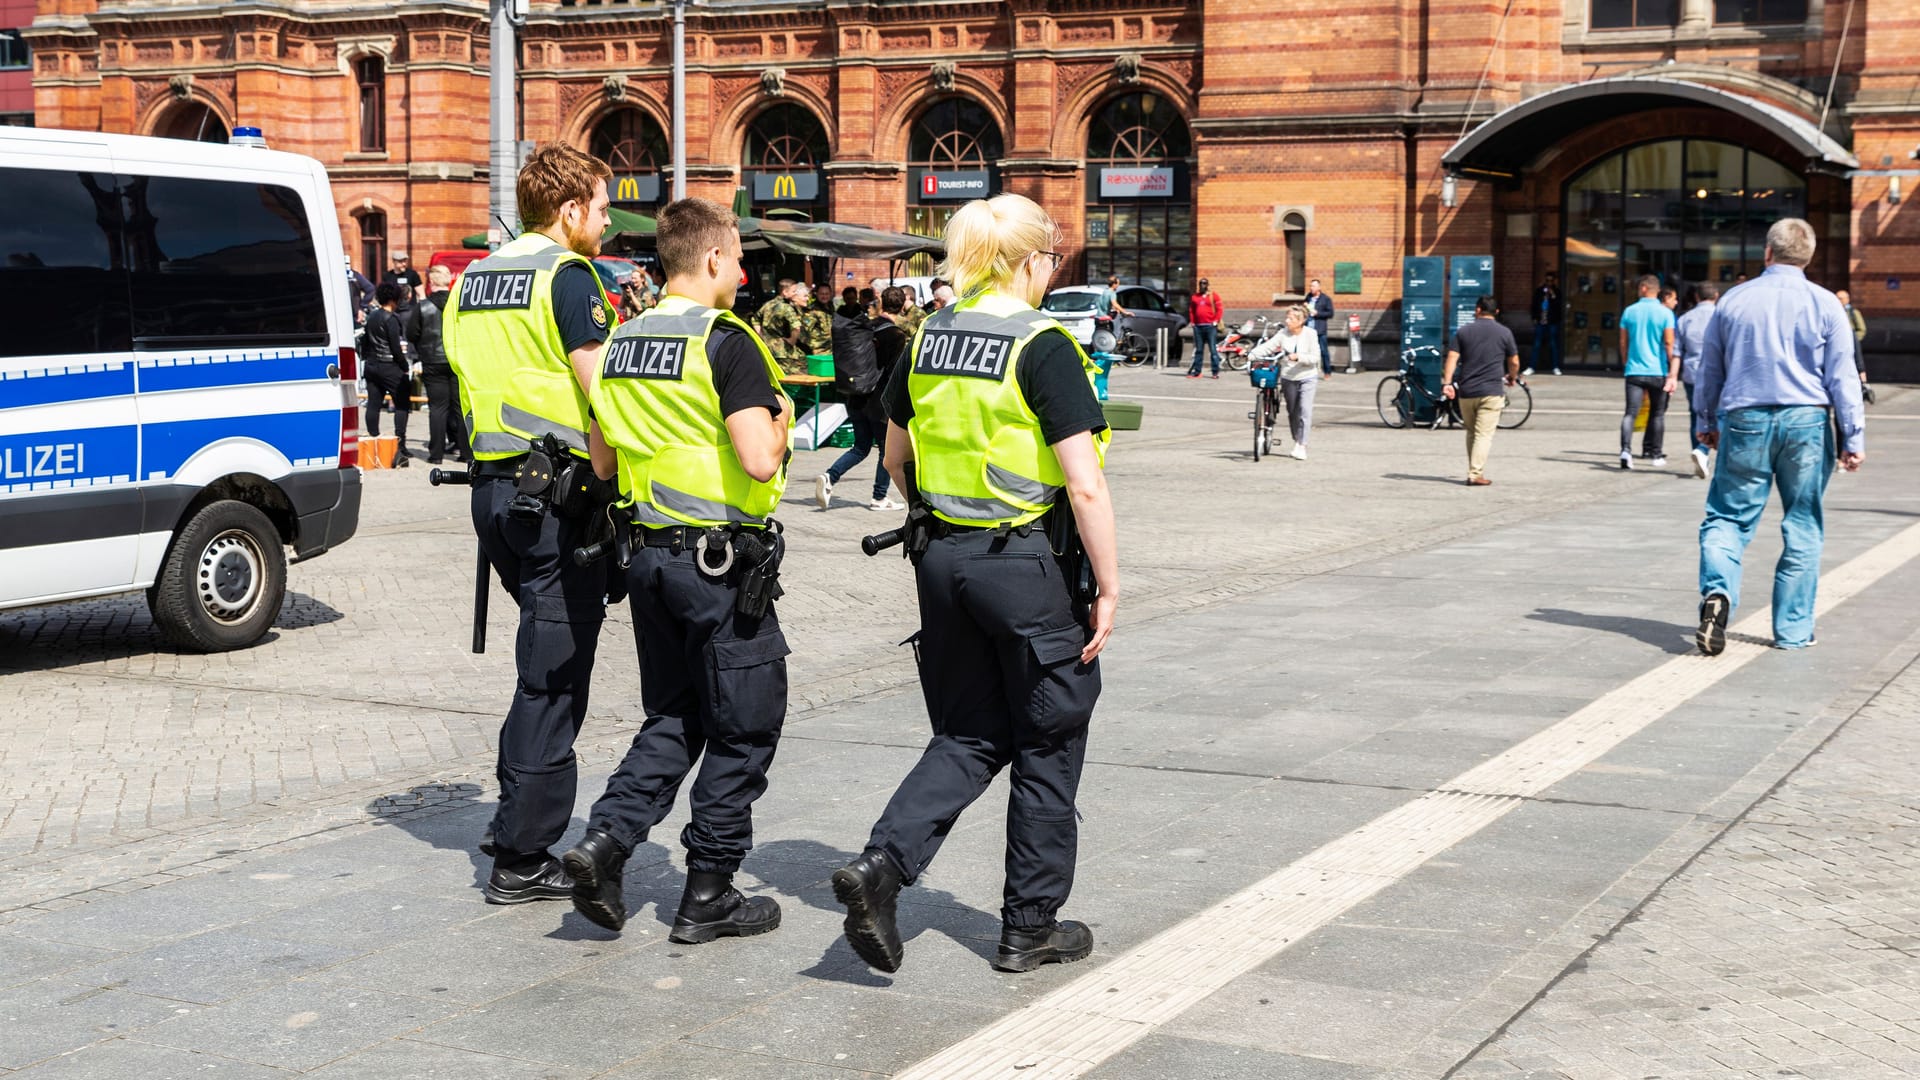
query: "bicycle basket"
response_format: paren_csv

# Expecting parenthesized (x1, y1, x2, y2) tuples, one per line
(1249, 364, 1279, 389)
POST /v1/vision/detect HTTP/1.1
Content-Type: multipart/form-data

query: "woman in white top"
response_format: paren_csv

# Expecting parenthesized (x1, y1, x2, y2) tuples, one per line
(1248, 303, 1321, 459)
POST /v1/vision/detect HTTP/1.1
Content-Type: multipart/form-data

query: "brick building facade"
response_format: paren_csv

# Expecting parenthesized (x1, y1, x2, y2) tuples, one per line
(24, 0, 1920, 370)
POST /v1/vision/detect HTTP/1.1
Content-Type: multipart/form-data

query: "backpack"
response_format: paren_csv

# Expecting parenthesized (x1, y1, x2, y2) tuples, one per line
(831, 312, 881, 395)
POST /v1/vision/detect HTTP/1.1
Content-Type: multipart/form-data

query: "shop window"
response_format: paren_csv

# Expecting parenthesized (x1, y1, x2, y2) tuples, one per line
(1083, 92, 1194, 294)
(357, 57, 386, 153)
(1590, 0, 1678, 29)
(591, 108, 669, 206)
(742, 103, 831, 287)
(1713, 0, 1807, 23)
(0, 28, 30, 70)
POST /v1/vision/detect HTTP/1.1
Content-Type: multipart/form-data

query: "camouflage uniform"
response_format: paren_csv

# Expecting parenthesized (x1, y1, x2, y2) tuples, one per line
(800, 300, 834, 357)
(754, 297, 807, 374)
(893, 303, 926, 343)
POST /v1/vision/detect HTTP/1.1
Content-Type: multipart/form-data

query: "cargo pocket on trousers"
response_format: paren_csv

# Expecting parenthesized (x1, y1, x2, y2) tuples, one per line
(705, 630, 792, 739)
(1025, 625, 1100, 736)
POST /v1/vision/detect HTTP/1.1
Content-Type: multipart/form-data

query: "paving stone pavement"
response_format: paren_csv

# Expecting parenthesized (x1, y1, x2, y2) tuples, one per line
(1452, 647, 1920, 1080)
(2, 368, 1920, 1078)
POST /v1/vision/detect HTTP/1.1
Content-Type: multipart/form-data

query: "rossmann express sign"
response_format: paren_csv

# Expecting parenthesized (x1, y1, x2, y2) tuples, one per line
(1097, 166, 1178, 199)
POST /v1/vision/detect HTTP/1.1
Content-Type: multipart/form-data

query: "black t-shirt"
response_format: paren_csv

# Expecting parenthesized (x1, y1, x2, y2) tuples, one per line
(884, 325, 1107, 445)
(552, 264, 611, 354)
(1451, 318, 1519, 399)
(709, 326, 782, 419)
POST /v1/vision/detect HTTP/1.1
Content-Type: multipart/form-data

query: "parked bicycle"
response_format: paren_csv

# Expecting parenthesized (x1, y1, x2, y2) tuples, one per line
(1217, 315, 1276, 372)
(1092, 315, 1152, 368)
(1249, 360, 1281, 460)
(1377, 345, 1532, 430)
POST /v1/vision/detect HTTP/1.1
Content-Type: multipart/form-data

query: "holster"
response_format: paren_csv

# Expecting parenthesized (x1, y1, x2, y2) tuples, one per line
(1045, 503, 1096, 623)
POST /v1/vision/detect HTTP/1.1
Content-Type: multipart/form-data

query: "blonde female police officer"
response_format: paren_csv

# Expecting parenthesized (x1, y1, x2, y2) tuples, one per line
(833, 193, 1120, 974)
(442, 144, 615, 905)
(560, 198, 796, 944)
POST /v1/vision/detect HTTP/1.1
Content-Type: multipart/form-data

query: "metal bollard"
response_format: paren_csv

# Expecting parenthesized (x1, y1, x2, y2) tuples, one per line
(1157, 326, 1170, 368)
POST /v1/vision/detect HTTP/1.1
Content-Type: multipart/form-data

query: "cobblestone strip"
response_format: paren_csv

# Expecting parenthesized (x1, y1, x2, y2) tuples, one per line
(1438, 624, 1920, 1080)
(0, 488, 1600, 916)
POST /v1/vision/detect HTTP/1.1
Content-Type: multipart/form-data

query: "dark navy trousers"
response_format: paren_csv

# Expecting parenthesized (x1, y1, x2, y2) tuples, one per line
(866, 527, 1101, 930)
(590, 543, 789, 874)
(471, 475, 607, 859)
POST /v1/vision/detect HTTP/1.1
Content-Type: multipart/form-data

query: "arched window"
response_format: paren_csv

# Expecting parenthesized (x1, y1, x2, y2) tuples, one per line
(153, 102, 226, 144)
(1083, 92, 1193, 294)
(1562, 138, 1804, 367)
(591, 109, 668, 205)
(1281, 212, 1307, 295)
(742, 103, 830, 219)
(906, 97, 1005, 274)
(356, 57, 385, 153)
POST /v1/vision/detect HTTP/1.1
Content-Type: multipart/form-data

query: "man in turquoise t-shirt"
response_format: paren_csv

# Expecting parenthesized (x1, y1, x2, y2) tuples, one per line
(1616, 274, 1678, 470)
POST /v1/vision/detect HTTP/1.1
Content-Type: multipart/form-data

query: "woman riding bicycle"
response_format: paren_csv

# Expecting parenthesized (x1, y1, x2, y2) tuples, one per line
(1246, 304, 1320, 460)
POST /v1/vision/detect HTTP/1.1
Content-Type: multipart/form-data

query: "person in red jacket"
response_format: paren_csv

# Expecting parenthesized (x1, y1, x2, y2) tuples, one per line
(1185, 278, 1224, 379)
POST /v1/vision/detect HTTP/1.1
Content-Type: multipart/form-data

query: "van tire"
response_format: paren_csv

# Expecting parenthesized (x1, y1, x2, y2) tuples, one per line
(149, 500, 287, 652)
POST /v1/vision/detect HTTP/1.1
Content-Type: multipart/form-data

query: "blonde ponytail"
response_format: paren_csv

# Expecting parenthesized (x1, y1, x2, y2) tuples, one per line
(935, 193, 1056, 297)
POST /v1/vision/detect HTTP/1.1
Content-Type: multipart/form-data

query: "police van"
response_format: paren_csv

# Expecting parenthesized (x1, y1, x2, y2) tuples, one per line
(0, 126, 362, 650)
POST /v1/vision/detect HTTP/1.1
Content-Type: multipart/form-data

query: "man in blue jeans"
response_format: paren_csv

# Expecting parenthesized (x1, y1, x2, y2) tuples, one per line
(1691, 218, 1865, 655)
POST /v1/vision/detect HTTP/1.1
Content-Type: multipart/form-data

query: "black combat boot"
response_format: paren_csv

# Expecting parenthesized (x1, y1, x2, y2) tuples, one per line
(831, 849, 904, 972)
(993, 920, 1094, 973)
(482, 853, 572, 905)
(668, 871, 782, 944)
(560, 829, 630, 931)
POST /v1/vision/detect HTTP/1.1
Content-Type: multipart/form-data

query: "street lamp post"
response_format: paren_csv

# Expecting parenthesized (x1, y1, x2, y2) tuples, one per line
(489, 0, 522, 249)
(669, 0, 687, 202)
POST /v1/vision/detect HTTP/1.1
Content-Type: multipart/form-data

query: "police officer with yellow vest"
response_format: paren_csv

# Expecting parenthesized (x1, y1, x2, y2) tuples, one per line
(561, 197, 796, 944)
(833, 194, 1118, 973)
(442, 145, 616, 905)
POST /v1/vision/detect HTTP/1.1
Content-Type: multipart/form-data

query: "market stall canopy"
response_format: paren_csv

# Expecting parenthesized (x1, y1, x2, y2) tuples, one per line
(604, 212, 943, 261)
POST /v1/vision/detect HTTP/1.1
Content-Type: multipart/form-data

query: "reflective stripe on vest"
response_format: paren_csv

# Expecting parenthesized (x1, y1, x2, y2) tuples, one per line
(905, 292, 1107, 528)
(442, 234, 595, 461)
(590, 295, 792, 529)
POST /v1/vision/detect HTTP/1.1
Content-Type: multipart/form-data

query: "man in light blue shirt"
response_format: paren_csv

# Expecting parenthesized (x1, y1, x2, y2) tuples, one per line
(1616, 275, 1677, 469)
(1691, 218, 1866, 656)
(1674, 281, 1719, 478)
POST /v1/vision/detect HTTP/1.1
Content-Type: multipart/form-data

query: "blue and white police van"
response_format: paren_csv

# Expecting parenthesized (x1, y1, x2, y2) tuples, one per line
(0, 126, 362, 650)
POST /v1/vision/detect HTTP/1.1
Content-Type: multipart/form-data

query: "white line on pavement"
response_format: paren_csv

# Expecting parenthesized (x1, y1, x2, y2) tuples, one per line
(898, 520, 1920, 1080)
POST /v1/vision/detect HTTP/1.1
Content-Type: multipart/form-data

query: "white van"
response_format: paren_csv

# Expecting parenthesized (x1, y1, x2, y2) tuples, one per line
(0, 127, 362, 650)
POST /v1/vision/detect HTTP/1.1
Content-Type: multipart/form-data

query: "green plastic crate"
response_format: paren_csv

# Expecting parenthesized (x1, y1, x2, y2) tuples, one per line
(826, 422, 857, 449)
(1102, 400, 1143, 431)
(805, 354, 834, 377)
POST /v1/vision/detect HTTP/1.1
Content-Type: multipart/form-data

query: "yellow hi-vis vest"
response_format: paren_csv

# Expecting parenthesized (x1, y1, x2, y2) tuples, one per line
(443, 234, 598, 461)
(590, 295, 792, 528)
(906, 291, 1109, 528)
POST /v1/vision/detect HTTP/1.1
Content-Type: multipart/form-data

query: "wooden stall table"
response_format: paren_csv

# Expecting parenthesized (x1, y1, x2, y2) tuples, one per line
(778, 373, 837, 446)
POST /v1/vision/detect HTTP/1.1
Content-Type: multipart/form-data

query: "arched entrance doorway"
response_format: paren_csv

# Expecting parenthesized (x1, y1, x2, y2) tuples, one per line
(1082, 92, 1193, 294)
(1563, 139, 1805, 366)
(153, 101, 227, 144)
(905, 97, 1004, 275)
(590, 108, 668, 210)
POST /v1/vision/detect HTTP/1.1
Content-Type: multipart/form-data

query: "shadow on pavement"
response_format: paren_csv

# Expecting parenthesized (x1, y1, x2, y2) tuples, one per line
(0, 591, 346, 673)
(748, 837, 1002, 981)
(1382, 472, 1466, 485)
(1527, 607, 1695, 654)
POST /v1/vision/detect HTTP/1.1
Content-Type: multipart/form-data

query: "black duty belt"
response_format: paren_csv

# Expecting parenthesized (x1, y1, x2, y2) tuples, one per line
(470, 457, 525, 479)
(637, 524, 766, 551)
(930, 519, 1037, 540)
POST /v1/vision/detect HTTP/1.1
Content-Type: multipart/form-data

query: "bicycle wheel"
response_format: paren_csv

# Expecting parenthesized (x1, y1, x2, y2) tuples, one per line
(1376, 376, 1410, 428)
(1226, 348, 1250, 371)
(1252, 395, 1265, 460)
(1498, 382, 1533, 429)
(1118, 333, 1151, 367)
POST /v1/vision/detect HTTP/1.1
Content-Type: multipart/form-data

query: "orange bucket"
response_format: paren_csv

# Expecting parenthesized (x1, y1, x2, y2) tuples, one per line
(362, 434, 399, 469)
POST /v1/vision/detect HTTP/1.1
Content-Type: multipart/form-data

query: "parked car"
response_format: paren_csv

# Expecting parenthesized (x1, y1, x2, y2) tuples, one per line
(593, 255, 641, 288)
(1042, 284, 1187, 363)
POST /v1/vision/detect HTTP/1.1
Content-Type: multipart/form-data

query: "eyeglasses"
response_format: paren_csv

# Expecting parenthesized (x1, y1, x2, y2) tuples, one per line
(1037, 251, 1063, 271)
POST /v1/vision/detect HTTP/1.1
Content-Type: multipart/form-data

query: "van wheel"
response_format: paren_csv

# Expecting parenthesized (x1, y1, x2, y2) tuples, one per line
(149, 500, 287, 651)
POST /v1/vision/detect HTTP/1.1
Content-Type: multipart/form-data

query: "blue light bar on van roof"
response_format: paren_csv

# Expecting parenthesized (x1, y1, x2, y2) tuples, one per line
(229, 126, 267, 149)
